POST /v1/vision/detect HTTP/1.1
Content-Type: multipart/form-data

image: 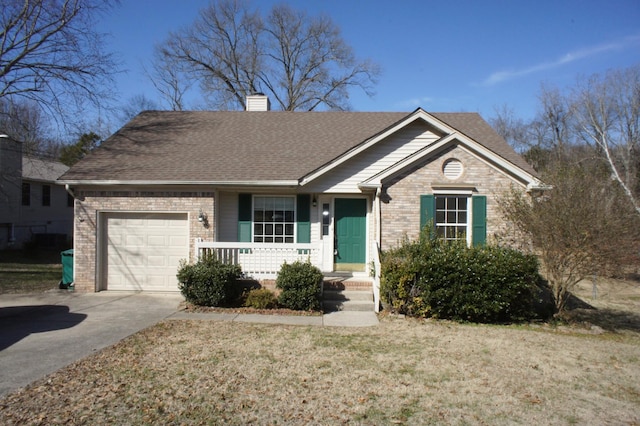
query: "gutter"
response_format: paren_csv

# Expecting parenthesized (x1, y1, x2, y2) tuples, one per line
(526, 181, 553, 192)
(57, 179, 301, 187)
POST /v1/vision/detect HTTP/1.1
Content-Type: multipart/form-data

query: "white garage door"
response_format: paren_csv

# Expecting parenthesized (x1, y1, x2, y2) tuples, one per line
(104, 212, 188, 291)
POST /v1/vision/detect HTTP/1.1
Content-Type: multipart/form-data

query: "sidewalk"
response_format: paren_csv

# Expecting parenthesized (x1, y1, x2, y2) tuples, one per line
(169, 309, 379, 327)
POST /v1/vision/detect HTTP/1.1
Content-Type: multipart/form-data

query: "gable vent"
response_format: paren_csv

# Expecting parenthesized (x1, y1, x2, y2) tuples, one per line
(443, 159, 463, 179)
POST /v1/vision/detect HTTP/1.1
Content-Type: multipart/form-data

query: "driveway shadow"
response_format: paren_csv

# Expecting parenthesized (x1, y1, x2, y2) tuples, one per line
(0, 305, 87, 351)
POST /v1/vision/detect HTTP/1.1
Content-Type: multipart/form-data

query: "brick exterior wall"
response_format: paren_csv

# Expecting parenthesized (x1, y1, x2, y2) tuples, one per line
(380, 144, 528, 250)
(72, 189, 214, 292)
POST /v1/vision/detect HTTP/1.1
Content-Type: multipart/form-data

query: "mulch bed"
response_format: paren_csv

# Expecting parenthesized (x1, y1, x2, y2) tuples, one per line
(180, 302, 323, 316)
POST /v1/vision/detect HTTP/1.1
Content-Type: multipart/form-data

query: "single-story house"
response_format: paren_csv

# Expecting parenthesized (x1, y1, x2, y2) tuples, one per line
(0, 135, 73, 249)
(59, 95, 542, 309)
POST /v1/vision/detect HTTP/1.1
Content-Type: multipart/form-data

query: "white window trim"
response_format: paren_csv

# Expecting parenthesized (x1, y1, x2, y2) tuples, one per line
(433, 193, 473, 246)
(252, 195, 297, 244)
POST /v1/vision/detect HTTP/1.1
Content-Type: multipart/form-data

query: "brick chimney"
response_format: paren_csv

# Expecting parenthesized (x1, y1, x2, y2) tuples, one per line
(245, 93, 270, 111)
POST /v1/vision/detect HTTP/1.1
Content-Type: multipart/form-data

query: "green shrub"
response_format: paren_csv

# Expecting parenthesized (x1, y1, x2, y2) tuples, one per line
(276, 260, 323, 311)
(381, 228, 546, 323)
(176, 257, 242, 306)
(244, 288, 278, 309)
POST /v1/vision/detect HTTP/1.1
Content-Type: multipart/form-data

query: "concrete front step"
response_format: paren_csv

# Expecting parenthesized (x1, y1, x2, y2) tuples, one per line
(323, 289, 375, 312)
(324, 290, 373, 302)
(323, 278, 373, 291)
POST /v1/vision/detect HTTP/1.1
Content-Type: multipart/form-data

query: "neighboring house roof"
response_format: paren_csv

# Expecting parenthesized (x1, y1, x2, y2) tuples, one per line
(22, 156, 69, 182)
(59, 109, 535, 184)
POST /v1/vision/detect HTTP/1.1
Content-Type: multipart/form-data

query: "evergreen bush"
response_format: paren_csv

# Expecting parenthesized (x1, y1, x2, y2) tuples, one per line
(244, 288, 278, 309)
(176, 257, 242, 306)
(381, 228, 546, 323)
(276, 260, 323, 311)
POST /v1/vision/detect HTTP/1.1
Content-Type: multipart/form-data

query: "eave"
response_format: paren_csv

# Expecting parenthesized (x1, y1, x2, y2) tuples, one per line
(58, 179, 301, 188)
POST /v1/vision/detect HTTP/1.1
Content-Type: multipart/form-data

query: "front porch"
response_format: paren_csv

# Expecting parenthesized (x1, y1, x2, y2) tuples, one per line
(196, 240, 324, 279)
(195, 240, 380, 312)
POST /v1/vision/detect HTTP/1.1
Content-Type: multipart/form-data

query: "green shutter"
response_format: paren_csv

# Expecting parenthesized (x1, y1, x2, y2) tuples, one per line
(238, 193, 252, 242)
(472, 195, 487, 246)
(420, 195, 435, 233)
(296, 194, 311, 244)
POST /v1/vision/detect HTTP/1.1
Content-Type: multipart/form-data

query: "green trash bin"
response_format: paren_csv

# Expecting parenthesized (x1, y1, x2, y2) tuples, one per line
(60, 249, 74, 289)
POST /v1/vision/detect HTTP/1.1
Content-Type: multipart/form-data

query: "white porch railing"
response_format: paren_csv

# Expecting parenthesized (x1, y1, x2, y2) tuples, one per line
(195, 240, 323, 279)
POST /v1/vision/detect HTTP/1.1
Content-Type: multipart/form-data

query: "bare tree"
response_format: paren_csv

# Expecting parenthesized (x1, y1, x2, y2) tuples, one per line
(144, 50, 193, 111)
(116, 94, 160, 126)
(0, 98, 52, 154)
(570, 65, 640, 215)
(262, 4, 378, 111)
(538, 84, 574, 159)
(489, 104, 531, 152)
(154, 0, 379, 111)
(499, 163, 640, 313)
(0, 0, 119, 129)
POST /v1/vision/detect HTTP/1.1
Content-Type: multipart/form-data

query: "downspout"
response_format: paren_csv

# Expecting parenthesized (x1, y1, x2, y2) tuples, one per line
(64, 184, 76, 288)
(64, 184, 76, 200)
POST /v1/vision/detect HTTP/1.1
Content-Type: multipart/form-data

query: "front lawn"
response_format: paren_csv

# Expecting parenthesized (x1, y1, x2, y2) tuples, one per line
(0, 250, 62, 294)
(1, 277, 639, 424)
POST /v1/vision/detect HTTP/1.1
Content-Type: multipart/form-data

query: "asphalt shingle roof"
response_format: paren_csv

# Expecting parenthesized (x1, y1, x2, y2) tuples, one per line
(23, 157, 69, 182)
(60, 110, 535, 182)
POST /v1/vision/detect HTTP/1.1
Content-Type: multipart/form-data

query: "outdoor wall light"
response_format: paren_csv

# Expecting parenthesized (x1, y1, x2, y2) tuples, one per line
(198, 209, 209, 227)
(312, 195, 317, 207)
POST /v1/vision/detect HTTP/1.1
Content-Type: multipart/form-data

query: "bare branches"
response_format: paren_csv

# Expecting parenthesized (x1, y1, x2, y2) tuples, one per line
(156, 0, 262, 111)
(0, 0, 119, 129)
(491, 65, 640, 215)
(498, 164, 640, 312)
(144, 50, 192, 111)
(152, 0, 379, 111)
(570, 66, 640, 215)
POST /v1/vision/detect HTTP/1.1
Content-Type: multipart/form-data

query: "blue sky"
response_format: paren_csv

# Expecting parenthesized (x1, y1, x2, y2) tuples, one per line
(99, 0, 640, 121)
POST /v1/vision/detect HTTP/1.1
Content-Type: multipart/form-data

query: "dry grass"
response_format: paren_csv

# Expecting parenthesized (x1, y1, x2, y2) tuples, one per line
(0, 250, 61, 294)
(0, 278, 639, 425)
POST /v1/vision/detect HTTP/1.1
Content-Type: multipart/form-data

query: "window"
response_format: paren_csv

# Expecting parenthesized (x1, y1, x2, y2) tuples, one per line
(322, 203, 330, 236)
(21, 183, 30, 206)
(435, 195, 468, 241)
(253, 196, 295, 243)
(420, 194, 486, 246)
(42, 185, 51, 206)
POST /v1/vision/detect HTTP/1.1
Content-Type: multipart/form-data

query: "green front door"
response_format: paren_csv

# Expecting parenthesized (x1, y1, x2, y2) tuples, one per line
(334, 198, 366, 271)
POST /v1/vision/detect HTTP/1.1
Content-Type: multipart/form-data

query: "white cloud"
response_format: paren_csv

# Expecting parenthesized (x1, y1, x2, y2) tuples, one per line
(481, 34, 640, 86)
(394, 96, 435, 109)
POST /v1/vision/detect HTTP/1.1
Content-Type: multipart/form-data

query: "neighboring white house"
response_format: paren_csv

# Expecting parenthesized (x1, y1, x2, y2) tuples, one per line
(0, 135, 73, 249)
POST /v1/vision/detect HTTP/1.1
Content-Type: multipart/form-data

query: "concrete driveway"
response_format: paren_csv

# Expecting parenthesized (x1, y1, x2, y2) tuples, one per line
(0, 291, 183, 397)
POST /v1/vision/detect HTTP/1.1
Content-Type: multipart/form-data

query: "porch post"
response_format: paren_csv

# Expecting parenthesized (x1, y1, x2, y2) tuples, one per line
(375, 187, 382, 249)
(373, 187, 382, 312)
